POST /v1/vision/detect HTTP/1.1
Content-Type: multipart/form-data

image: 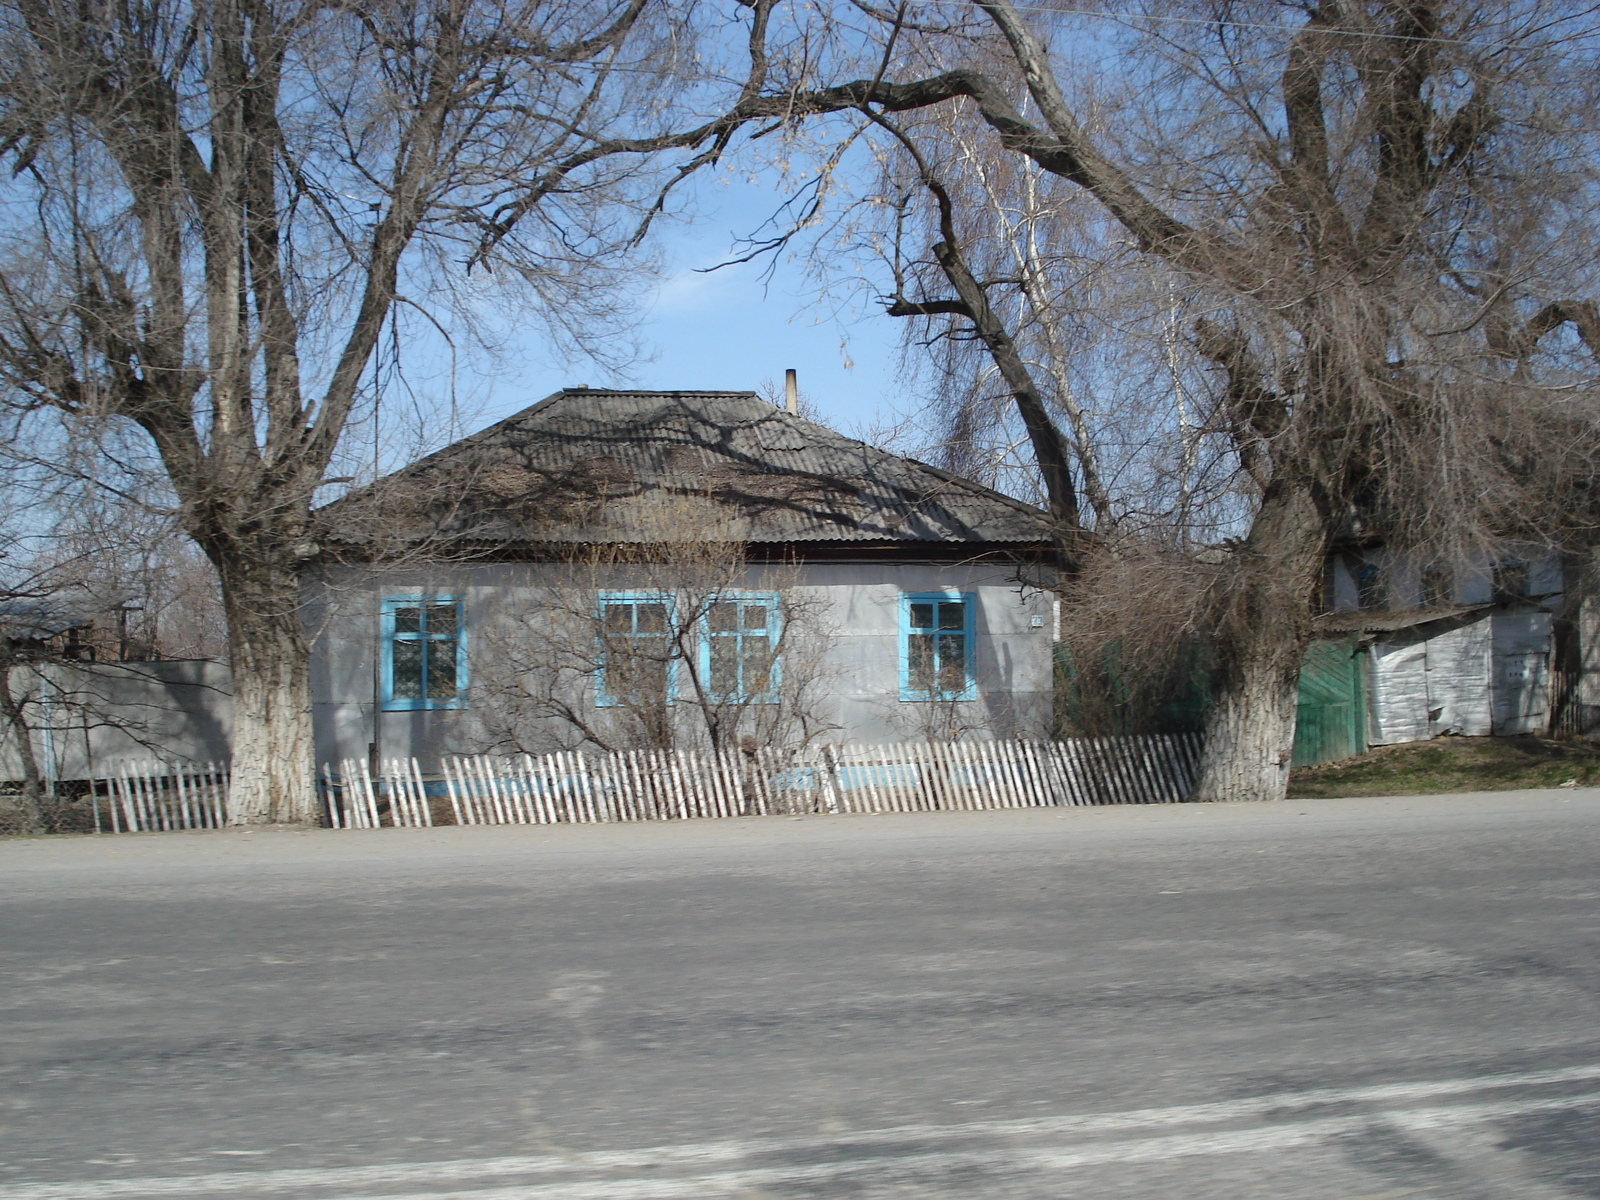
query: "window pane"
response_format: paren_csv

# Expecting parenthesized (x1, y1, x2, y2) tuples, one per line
(635, 602, 668, 635)
(1422, 567, 1452, 608)
(708, 600, 738, 633)
(612, 652, 668, 705)
(742, 603, 768, 631)
(426, 646, 458, 700)
(603, 603, 633, 635)
(937, 602, 964, 630)
(1356, 562, 1385, 610)
(937, 634, 967, 694)
(392, 640, 423, 699)
(709, 637, 739, 694)
(635, 655, 669, 702)
(909, 602, 934, 630)
(907, 633, 935, 693)
(392, 606, 422, 634)
(742, 638, 773, 696)
(426, 604, 457, 637)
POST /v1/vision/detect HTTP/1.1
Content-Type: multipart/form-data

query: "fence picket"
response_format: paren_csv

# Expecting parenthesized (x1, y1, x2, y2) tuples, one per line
(1016, 741, 1041, 807)
(410, 758, 432, 826)
(321, 763, 339, 828)
(924, 740, 951, 811)
(858, 745, 880, 813)
(174, 766, 193, 829)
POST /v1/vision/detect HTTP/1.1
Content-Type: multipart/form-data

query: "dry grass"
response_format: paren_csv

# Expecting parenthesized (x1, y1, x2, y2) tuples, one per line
(1287, 736, 1600, 798)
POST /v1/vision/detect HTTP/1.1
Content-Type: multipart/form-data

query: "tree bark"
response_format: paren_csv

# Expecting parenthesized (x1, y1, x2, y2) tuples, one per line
(1190, 480, 1327, 804)
(212, 554, 315, 825)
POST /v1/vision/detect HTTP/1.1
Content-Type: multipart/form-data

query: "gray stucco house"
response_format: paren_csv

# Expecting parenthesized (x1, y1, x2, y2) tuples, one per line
(305, 389, 1058, 770)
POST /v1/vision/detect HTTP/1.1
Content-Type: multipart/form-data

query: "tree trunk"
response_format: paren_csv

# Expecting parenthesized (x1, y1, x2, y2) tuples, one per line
(1190, 480, 1327, 804)
(216, 558, 317, 825)
(0, 650, 46, 833)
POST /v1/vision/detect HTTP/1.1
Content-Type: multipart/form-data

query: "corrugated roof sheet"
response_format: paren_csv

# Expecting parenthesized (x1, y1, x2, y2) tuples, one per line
(317, 390, 1051, 548)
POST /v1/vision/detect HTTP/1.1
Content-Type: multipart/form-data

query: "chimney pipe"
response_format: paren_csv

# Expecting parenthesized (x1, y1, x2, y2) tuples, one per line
(784, 369, 798, 415)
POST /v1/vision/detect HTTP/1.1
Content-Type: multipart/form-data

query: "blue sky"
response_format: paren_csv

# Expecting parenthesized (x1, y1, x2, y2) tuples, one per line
(484, 173, 911, 440)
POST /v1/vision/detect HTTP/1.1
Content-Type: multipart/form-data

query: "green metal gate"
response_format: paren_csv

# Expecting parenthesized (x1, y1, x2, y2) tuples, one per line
(1292, 638, 1367, 768)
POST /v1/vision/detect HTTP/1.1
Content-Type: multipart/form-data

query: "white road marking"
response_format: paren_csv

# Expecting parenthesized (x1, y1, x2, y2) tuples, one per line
(8, 1063, 1598, 1200)
(315, 1100, 1600, 1200)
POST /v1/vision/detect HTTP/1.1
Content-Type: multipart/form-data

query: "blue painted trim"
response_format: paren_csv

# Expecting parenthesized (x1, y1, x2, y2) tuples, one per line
(379, 595, 466, 711)
(697, 592, 781, 704)
(898, 592, 977, 702)
(596, 592, 676, 707)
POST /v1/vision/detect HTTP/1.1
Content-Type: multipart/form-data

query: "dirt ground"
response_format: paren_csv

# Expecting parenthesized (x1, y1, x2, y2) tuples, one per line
(1289, 734, 1600, 798)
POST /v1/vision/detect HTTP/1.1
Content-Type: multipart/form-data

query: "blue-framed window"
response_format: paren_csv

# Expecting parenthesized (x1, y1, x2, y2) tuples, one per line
(899, 592, 976, 702)
(597, 593, 675, 707)
(701, 593, 780, 703)
(380, 596, 466, 710)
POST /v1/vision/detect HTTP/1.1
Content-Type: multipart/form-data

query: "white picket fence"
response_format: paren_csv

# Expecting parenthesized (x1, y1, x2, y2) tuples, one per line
(85, 734, 1200, 834)
(102, 761, 230, 832)
(314, 734, 1200, 828)
(320, 757, 435, 829)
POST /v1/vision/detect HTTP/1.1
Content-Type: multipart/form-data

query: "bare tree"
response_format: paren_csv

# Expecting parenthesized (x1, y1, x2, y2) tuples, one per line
(708, 0, 1600, 801)
(0, 445, 236, 831)
(471, 492, 838, 757)
(0, 0, 789, 822)
(24, 486, 229, 661)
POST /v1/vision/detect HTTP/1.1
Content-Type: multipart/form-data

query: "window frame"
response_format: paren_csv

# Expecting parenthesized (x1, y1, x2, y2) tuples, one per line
(898, 591, 977, 702)
(698, 591, 782, 705)
(379, 595, 467, 712)
(596, 592, 677, 708)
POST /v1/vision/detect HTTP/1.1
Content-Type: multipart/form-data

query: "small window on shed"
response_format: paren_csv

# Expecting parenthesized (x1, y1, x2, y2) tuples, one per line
(1493, 562, 1529, 604)
(1355, 561, 1386, 610)
(1421, 566, 1453, 609)
(1318, 557, 1338, 614)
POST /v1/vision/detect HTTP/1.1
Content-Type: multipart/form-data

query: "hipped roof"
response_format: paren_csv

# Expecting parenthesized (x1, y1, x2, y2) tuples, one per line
(316, 389, 1051, 551)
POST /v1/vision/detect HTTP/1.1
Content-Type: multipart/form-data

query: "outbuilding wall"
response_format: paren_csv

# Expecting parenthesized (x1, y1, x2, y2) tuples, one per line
(0, 659, 233, 779)
(1324, 545, 1564, 744)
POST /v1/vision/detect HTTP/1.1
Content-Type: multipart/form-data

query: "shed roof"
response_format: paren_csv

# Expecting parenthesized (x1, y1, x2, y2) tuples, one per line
(316, 389, 1051, 550)
(1313, 603, 1493, 634)
(0, 596, 94, 642)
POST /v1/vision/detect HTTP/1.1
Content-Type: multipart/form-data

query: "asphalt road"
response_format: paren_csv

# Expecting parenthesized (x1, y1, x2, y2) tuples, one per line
(2, 789, 1599, 1199)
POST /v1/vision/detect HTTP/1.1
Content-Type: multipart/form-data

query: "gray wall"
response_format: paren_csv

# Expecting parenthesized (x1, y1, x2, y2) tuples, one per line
(305, 559, 1057, 771)
(1327, 545, 1563, 612)
(1, 659, 233, 779)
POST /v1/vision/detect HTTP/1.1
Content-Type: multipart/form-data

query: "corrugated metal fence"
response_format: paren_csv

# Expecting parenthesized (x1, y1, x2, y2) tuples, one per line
(320, 734, 1203, 829)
